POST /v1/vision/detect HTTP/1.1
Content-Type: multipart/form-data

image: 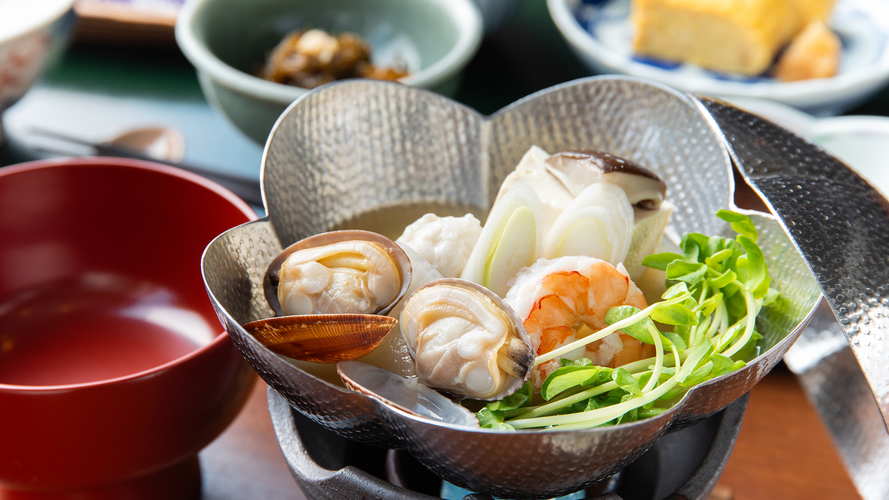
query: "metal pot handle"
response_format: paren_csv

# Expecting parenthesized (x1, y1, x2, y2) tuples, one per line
(696, 96, 889, 433)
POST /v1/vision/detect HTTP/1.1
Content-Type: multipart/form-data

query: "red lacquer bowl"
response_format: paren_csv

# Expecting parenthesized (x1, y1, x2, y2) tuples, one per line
(0, 158, 257, 499)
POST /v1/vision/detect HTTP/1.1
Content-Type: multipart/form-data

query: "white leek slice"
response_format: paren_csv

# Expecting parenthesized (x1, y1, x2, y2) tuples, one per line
(542, 183, 633, 265)
(493, 146, 569, 238)
(483, 205, 537, 297)
(461, 184, 542, 290)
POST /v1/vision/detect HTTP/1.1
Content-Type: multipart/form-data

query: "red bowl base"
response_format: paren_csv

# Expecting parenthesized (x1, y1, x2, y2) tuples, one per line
(0, 456, 201, 500)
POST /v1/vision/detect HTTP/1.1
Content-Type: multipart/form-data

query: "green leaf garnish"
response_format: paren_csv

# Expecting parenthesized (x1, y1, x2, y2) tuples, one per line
(479, 209, 780, 431)
(643, 252, 684, 271)
(651, 303, 699, 326)
(717, 209, 758, 242)
(487, 382, 533, 411)
(665, 261, 708, 284)
(605, 306, 655, 344)
(541, 366, 601, 401)
(711, 354, 745, 377)
(477, 407, 513, 430)
(613, 368, 642, 397)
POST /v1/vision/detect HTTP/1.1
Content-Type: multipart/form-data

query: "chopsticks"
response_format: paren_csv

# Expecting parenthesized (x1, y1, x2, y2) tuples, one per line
(27, 128, 264, 206)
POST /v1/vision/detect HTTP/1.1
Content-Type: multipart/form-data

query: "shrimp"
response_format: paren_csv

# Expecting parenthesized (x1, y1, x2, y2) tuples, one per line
(505, 256, 655, 387)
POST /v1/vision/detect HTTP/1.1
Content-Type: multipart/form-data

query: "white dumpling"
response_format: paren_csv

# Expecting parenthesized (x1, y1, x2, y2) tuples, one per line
(397, 213, 482, 278)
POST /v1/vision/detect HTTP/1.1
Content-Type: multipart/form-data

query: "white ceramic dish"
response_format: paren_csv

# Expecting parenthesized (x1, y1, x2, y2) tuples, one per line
(729, 97, 889, 198)
(548, 0, 889, 115)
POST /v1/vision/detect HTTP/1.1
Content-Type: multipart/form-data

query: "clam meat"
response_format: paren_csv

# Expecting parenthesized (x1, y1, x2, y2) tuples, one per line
(264, 230, 412, 317)
(399, 279, 533, 400)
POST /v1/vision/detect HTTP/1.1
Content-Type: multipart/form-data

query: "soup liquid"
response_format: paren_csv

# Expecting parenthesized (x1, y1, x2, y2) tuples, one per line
(331, 202, 487, 240)
(0, 274, 217, 386)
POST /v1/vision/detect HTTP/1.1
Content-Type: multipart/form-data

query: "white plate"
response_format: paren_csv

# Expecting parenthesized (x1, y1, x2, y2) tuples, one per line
(548, 0, 889, 115)
(728, 97, 889, 199)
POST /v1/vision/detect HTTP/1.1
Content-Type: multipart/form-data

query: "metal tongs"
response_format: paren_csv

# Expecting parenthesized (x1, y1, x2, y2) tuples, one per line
(699, 97, 889, 432)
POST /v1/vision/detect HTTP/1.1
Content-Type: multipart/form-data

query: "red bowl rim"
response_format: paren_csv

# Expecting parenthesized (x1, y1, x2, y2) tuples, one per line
(0, 156, 257, 392)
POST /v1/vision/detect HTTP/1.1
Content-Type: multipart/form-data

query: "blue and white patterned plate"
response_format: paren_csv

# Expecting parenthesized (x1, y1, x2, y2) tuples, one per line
(548, 0, 889, 114)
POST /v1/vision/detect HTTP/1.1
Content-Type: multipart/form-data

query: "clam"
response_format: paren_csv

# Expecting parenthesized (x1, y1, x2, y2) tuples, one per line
(336, 360, 479, 427)
(263, 230, 412, 317)
(244, 230, 412, 364)
(399, 278, 534, 401)
(242, 314, 397, 363)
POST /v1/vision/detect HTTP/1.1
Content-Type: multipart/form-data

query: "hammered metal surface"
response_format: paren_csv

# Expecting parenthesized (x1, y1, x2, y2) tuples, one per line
(201, 77, 822, 498)
(785, 303, 889, 500)
(699, 97, 889, 432)
(262, 82, 484, 245)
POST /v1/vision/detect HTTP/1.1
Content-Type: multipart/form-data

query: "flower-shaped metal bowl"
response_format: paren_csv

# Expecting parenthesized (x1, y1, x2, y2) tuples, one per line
(201, 76, 822, 499)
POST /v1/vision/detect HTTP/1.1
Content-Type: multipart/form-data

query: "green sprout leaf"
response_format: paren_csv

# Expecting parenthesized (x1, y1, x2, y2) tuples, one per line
(705, 248, 734, 268)
(682, 361, 714, 387)
(643, 252, 684, 271)
(541, 366, 601, 401)
(707, 269, 737, 289)
(699, 293, 723, 316)
(613, 368, 642, 397)
(605, 306, 655, 344)
(487, 382, 532, 411)
(651, 303, 699, 326)
(676, 340, 713, 384)
(717, 210, 759, 242)
(666, 261, 708, 284)
(662, 331, 688, 351)
(681, 233, 710, 261)
(663, 282, 690, 300)
(711, 354, 746, 377)
(477, 407, 514, 430)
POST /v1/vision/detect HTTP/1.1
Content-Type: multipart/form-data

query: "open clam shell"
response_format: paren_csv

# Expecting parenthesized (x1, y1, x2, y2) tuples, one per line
(336, 360, 479, 427)
(243, 314, 397, 364)
(263, 229, 412, 317)
(201, 77, 822, 498)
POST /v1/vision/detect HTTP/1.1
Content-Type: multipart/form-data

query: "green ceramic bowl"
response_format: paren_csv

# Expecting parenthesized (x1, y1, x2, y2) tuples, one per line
(175, 0, 483, 145)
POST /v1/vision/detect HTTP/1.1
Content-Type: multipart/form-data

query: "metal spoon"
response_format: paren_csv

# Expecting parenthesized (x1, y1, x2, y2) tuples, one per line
(105, 126, 186, 163)
(27, 126, 263, 205)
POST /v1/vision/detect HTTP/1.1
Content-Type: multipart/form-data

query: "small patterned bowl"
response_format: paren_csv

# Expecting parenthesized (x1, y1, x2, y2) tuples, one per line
(0, 0, 76, 145)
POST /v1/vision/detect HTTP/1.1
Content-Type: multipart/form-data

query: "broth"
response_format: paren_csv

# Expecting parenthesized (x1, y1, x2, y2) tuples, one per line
(331, 202, 486, 240)
(0, 274, 217, 386)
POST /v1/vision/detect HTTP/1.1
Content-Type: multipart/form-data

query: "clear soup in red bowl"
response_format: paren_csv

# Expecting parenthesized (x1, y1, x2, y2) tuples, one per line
(0, 157, 257, 499)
